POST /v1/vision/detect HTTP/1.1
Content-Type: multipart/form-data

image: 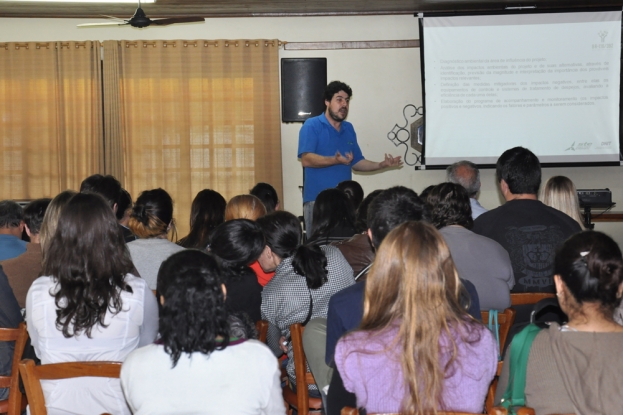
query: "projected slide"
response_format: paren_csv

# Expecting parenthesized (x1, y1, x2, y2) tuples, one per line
(422, 11, 621, 166)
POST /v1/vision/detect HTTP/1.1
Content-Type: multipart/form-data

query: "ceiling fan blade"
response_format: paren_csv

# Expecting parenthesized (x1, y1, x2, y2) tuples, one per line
(99, 15, 126, 22)
(77, 22, 130, 27)
(150, 17, 205, 26)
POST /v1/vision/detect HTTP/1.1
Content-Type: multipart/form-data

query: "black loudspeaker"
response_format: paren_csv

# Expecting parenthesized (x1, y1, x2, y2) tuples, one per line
(281, 58, 327, 123)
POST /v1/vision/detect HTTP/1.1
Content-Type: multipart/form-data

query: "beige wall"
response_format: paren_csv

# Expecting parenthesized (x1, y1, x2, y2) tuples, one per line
(2, 15, 622, 244)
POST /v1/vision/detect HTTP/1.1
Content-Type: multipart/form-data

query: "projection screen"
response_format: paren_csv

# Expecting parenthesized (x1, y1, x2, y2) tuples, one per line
(421, 11, 622, 167)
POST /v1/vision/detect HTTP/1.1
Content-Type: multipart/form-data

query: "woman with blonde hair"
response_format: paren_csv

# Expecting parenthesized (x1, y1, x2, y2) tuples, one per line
(541, 176, 585, 229)
(127, 188, 185, 290)
(335, 221, 497, 414)
(225, 194, 266, 221)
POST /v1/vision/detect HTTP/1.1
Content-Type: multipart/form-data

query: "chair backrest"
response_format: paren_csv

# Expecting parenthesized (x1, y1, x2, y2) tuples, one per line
(18, 359, 122, 415)
(255, 320, 268, 344)
(282, 323, 322, 415)
(510, 292, 556, 306)
(481, 308, 516, 357)
(0, 322, 28, 415)
(340, 407, 512, 415)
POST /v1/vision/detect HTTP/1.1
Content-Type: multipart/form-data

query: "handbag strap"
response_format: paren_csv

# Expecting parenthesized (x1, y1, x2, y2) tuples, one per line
(488, 309, 501, 361)
(500, 323, 542, 413)
(301, 290, 314, 326)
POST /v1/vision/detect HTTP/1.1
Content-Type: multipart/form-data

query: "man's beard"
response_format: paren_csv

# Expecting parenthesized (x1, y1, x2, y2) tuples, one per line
(328, 107, 348, 122)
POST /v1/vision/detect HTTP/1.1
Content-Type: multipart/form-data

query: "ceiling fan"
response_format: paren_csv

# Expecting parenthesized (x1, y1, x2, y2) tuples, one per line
(77, 1, 205, 28)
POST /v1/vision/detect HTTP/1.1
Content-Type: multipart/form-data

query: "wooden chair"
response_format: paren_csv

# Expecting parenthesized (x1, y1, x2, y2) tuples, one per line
(340, 407, 517, 415)
(0, 322, 28, 415)
(510, 293, 556, 306)
(481, 308, 516, 358)
(255, 320, 269, 343)
(18, 360, 122, 415)
(282, 323, 323, 415)
(480, 308, 515, 414)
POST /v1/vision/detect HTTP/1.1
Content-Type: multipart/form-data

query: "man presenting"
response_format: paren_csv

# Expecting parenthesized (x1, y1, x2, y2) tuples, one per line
(298, 81, 402, 233)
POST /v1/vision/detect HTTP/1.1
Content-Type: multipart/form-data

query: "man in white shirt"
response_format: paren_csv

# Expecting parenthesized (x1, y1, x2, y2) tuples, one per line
(446, 160, 487, 219)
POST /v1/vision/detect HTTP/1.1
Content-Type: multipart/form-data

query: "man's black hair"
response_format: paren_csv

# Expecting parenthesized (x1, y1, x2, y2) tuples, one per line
(116, 189, 132, 221)
(366, 186, 430, 248)
(250, 182, 279, 214)
(323, 81, 353, 102)
(24, 198, 52, 235)
(80, 174, 122, 211)
(496, 146, 541, 195)
(0, 201, 24, 228)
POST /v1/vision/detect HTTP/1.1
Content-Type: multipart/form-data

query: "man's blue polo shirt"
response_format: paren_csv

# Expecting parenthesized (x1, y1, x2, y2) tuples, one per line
(0, 235, 26, 261)
(297, 113, 364, 203)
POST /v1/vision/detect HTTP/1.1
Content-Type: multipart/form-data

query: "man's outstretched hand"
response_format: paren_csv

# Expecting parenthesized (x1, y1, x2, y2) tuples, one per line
(379, 153, 403, 168)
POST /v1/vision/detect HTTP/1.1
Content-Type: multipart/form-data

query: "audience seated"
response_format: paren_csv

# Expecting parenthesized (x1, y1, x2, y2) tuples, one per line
(127, 188, 185, 290)
(331, 190, 382, 277)
(0, 265, 22, 401)
(336, 180, 364, 212)
(307, 188, 357, 246)
(473, 147, 581, 293)
(26, 193, 158, 415)
(446, 160, 488, 219)
(322, 186, 481, 415)
(2, 198, 51, 308)
(541, 175, 585, 230)
(335, 221, 497, 414)
(80, 174, 135, 243)
(495, 230, 623, 415)
(256, 211, 354, 393)
(178, 189, 226, 250)
(0, 201, 27, 261)
(121, 250, 284, 415)
(225, 194, 266, 221)
(208, 220, 264, 324)
(116, 188, 136, 242)
(250, 182, 280, 214)
(427, 182, 514, 310)
(225, 193, 274, 287)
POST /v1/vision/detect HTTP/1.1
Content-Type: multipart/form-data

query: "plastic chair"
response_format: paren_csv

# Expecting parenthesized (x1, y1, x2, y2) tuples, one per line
(0, 322, 28, 415)
(18, 360, 122, 415)
(510, 293, 556, 306)
(282, 323, 323, 415)
(255, 320, 269, 343)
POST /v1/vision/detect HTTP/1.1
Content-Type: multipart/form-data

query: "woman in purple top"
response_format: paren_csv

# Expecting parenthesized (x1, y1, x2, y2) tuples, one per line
(334, 221, 497, 414)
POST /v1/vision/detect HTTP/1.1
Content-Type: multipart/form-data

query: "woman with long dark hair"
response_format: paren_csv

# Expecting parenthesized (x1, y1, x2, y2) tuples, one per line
(335, 221, 497, 414)
(496, 231, 623, 414)
(26, 193, 158, 415)
(257, 211, 354, 392)
(121, 250, 284, 414)
(127, 188, 185, 289)
(208, 219, 265, 323)
(177, 189, 226, 249)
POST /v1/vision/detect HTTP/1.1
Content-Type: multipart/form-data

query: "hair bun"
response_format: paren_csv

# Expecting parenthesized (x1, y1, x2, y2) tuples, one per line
(133, 204, 149, 225)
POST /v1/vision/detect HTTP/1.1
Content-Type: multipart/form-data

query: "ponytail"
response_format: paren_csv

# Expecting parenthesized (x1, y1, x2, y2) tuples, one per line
(292, 244, 328, 289)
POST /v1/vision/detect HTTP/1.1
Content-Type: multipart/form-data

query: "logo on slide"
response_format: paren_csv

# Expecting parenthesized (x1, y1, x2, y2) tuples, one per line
(598, 31, 608, 43)
(565, 141, 592, 151)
